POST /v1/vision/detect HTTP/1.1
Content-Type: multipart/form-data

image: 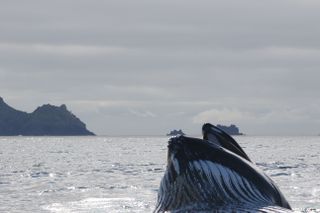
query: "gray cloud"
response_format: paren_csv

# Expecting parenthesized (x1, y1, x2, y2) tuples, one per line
(1, 0, 320, 135)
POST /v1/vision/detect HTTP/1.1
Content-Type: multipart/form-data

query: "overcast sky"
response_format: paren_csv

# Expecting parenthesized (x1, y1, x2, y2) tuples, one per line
(1, 0, 320, 135)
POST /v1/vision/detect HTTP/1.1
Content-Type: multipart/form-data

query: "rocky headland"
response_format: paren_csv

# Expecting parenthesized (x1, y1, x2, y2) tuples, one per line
(0, 97, 95, 136)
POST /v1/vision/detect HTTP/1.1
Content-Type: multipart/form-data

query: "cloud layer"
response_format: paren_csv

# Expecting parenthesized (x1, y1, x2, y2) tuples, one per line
(1, 0, 320, 135)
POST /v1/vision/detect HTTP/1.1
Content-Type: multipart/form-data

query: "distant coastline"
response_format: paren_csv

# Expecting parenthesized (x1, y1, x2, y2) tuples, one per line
(166, 125, 243, 137)
(167, 129, 185, 136)
(0, 97, 95, 136)
(216, 124, 243, 135)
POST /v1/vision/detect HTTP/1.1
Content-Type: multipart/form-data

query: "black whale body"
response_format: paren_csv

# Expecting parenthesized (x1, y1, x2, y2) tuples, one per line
(154, 124, 292, 212)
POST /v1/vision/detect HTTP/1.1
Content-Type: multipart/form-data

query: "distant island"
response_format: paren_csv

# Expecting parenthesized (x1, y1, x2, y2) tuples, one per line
(216, 124, 243, 135)
(0, 97, 95, 136)
(167, 129, 185, 136)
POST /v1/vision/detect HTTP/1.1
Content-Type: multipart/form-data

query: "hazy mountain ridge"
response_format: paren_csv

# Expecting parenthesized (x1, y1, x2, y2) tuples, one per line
(0, 97, 94, 136)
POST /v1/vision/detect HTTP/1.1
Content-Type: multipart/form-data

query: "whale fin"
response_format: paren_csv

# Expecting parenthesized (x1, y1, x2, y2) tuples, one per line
(155, 136, 292, 212)
(202, 123, 251, 162)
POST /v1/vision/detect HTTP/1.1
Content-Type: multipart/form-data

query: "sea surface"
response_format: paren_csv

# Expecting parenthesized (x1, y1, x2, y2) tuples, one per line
(0, 136, 320, 212)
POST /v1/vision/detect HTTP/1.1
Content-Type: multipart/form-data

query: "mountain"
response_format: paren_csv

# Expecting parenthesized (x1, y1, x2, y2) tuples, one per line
(0, 97, 30, 135)
(0, 97, 95, 136)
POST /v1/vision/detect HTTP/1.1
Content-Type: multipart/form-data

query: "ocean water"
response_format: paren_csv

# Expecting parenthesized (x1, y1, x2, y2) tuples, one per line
(0, 136, 320, 212)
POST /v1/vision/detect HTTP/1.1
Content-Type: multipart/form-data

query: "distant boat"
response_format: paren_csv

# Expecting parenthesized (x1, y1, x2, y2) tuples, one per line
(166, 129, 185, 136)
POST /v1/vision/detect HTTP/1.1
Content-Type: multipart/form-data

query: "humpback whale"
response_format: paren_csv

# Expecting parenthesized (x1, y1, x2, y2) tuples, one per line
(202, 123, 251, 162)
(154, 124, 292, 212)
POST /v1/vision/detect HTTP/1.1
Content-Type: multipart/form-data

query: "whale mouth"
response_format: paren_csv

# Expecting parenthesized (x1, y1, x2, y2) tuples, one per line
(166, 135, 242, 184)
(166, 136, 219, 177)
(202, 123, 252, 162)
(155, 135, 292, 213)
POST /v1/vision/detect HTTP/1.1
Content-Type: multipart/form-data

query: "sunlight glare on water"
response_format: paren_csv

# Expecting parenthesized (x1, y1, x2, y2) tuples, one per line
(0, 136, 320, 212)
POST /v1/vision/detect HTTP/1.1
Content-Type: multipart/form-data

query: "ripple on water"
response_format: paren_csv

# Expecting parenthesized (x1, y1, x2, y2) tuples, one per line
(30, 171, 50, 178)
(300, 208, 320, 213)
(42, 197, 149, 213)
(256, 161, 307, 170)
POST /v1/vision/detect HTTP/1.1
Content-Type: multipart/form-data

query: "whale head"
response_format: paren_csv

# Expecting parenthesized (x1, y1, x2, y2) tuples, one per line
(154, 135, 292, 212)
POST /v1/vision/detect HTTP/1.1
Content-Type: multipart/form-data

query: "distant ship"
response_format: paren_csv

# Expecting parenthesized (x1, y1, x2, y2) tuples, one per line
(167, 129, 185, 136)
